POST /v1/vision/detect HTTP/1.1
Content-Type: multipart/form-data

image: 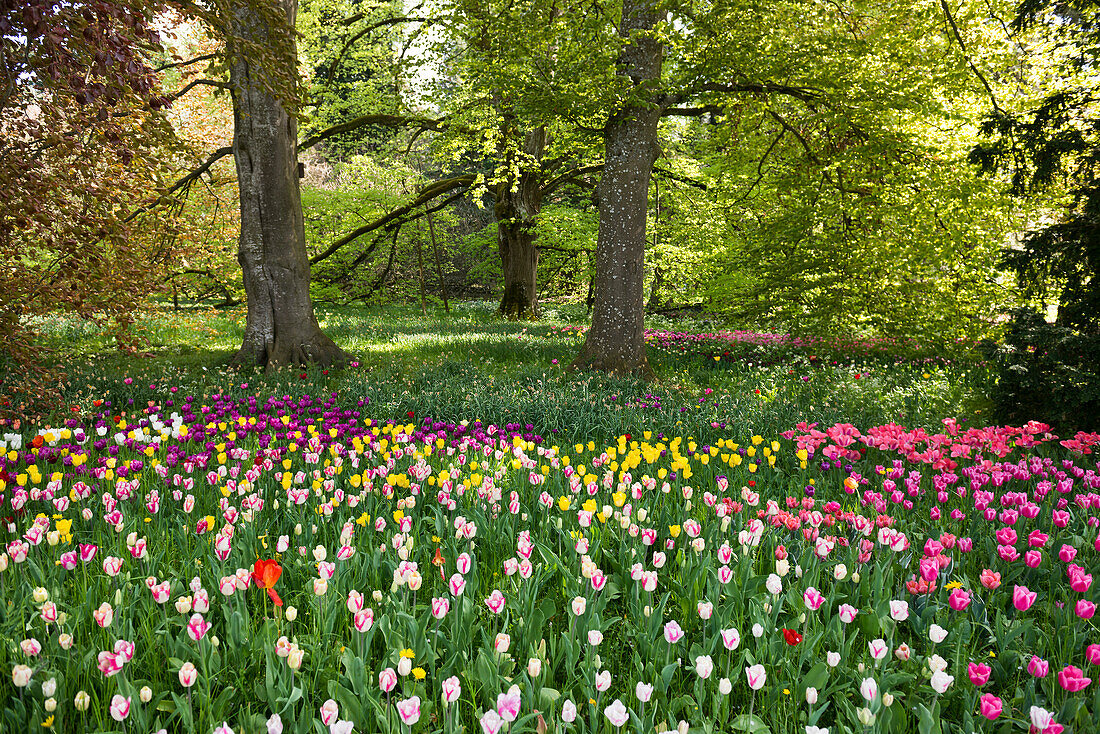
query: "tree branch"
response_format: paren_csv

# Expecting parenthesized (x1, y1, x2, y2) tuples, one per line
(123, 146, 234, 222)
(309, 175, 475, 264)
(325, 15, 427, 86)
(166, 78, 232, 103)
(155, 52, 218, 73)
(299, 113, 447, 151)
(541, 164, 604, 196)
(653, 166, 708, 190)
(940, 0, 1005, 115)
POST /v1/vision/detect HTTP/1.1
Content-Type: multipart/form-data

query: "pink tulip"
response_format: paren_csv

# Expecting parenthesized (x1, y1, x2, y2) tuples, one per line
(839, 604, 858, 624)
(480, 709, 504, 734)
(1024, 550, 1042, 568)
(663, 620, 684, 644)
(186, 613, 211, 642)
(979, 569, 1001, 590)
(320, 699, 340, 726)
(353, 609, 374, 633)
(449, 573, 466, 597)
(109, 694, 131, 722)
(949, 588, 971, 611)
(442, 676, 462, 705)
(485, 589, 507, 614)
(79, 543, 98, 563)
(1013, 585, 1036, 611)
(720, 628, 740, 650)
(1028, 656, 1049, 678)
(179, 662, 198, 688)
(803, 587, 825, 611)
(497, 686, 522, 721)
(1027, 530, 1049, 547)
(968, 662, 991, 686)
(978, 694, 1002, 720)
(745, 664, 766, 690)
(595, 670, 612, 691)
(97, 650, 125, 677)
(1057, 665, 1092, 692)
(1077, 600, 1096, 619)
(868, 639, 888, 660)
(397, 696, 422, 725)
(432, 597, 450, 619)
(1059, 544, 1078, 563)
(114, 639, 135, 662)
(1086, 644, 1100, 665)
(456, 552, 472, 574)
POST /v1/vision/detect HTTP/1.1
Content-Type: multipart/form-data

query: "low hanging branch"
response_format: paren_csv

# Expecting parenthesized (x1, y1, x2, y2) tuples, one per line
(541, 164, 604, 196)
(309, 175, 475, 265)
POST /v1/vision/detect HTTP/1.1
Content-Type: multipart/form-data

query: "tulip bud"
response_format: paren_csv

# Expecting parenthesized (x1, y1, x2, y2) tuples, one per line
(806, 687, 818, 704)
(882, 693, 894, 707)
(44, 698, 56, 712)
(285, 606, 298, 622)
(140, 686, 153, 703)
(74, 691, 91, 711)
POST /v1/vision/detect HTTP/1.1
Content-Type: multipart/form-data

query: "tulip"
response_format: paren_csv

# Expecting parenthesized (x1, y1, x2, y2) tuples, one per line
(1030, 706, 1057, 733)
(720, 627, 740, 650)
(397, 696, 422, 725)
(12, 665, 32, 687)
(528, 658, 542, 677)
(571, 596, 587, 616)
(495, 633, 511, 653)
(109, 694, 131, 722)
(968, 662, 991, 687)
(803, 587, 825, 610)
(979, 694, 1002, 720)
(432, 597, 450, 619)
(979, 569, 1001, 590)
(561, 699, 577, 723)
(186, 613, 211, 642)
(449, 573, 466, 597)
(485, 589, 507, 614)
(1013, 585, 1036, 611)
(1057, 665, 1092, 692)
(442, 676, 462, 705)
(1076, 600, 1096, 619)
(481, 709, 504, 734)
(663, 620, 684, 644)
(93, 601, 114, 628)
(588, 629, 603, 646)
(595, 670, 612, 691)
(379, 668, 398, 692)
(826, 651, 841, 667)
(930, 671, 954, 693)
(1028, 656, 1049, 678)
(1086, 644, 1100, 666)
(806, 687, 818, 704)
(895, 644, 911, 661)
(948, 587, 971, 611)
(929, 624, 948, 643)
(860, 677, 878, 702)
(868, 639, 887, 660)
(745, 664, 766, 690)
(604, 699, 630, 727)
(635, 681, 654, 703)
(74, 690, 90, 711)
(179, 662, 198, 688)
(497, 685, 522, 721)
(888, 600, 908, 621)
(695, 655, 714, 679)
(838, 604, 858, 624)
(765, 574, 783, 595)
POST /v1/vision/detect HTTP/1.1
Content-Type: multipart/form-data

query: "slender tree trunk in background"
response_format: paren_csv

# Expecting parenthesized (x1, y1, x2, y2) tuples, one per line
(229, 0, 349, 369)
(497, 127, 547, 319)
(570, 0, 663, 375)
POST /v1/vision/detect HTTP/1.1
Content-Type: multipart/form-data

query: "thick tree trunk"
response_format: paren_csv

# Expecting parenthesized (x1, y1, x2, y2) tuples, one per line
(496, 127, 546, 319)
(570, 0, 663, 375)
(228, 0, 350, 369)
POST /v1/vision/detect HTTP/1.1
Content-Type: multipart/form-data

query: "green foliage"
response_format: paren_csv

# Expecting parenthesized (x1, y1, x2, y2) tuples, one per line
(971, 0, 1100, 334)
(984, 308, 1100, 432)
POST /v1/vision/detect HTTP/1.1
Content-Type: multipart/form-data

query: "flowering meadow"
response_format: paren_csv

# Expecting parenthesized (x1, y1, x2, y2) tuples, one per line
(2, 382, 1100, 734)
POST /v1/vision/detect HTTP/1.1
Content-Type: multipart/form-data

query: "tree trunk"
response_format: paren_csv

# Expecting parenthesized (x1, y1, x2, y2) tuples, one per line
(228, 0, 349, 369)
(570, 0, 663, 375)
(497, 127, 547, 319)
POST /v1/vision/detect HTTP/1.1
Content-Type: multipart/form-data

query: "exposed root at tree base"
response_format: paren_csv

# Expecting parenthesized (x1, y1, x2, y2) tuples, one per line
(230, 336, 352, 373)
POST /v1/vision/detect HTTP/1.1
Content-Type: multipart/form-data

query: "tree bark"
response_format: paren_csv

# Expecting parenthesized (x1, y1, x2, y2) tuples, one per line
(570, 0, 663, 375)
(228, 0, 350, 369)
(496, 127, 547, 319)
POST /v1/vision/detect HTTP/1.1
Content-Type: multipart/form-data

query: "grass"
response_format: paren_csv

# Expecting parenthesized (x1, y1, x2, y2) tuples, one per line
(16, 301, 995, 444)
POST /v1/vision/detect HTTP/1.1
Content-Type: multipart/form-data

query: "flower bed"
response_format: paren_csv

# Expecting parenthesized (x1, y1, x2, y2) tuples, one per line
(2, 395, 1100, 734)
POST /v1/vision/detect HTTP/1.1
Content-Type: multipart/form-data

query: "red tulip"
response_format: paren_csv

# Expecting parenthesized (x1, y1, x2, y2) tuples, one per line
(782, 628, 802, 646)
(253, 559, 283, 606)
